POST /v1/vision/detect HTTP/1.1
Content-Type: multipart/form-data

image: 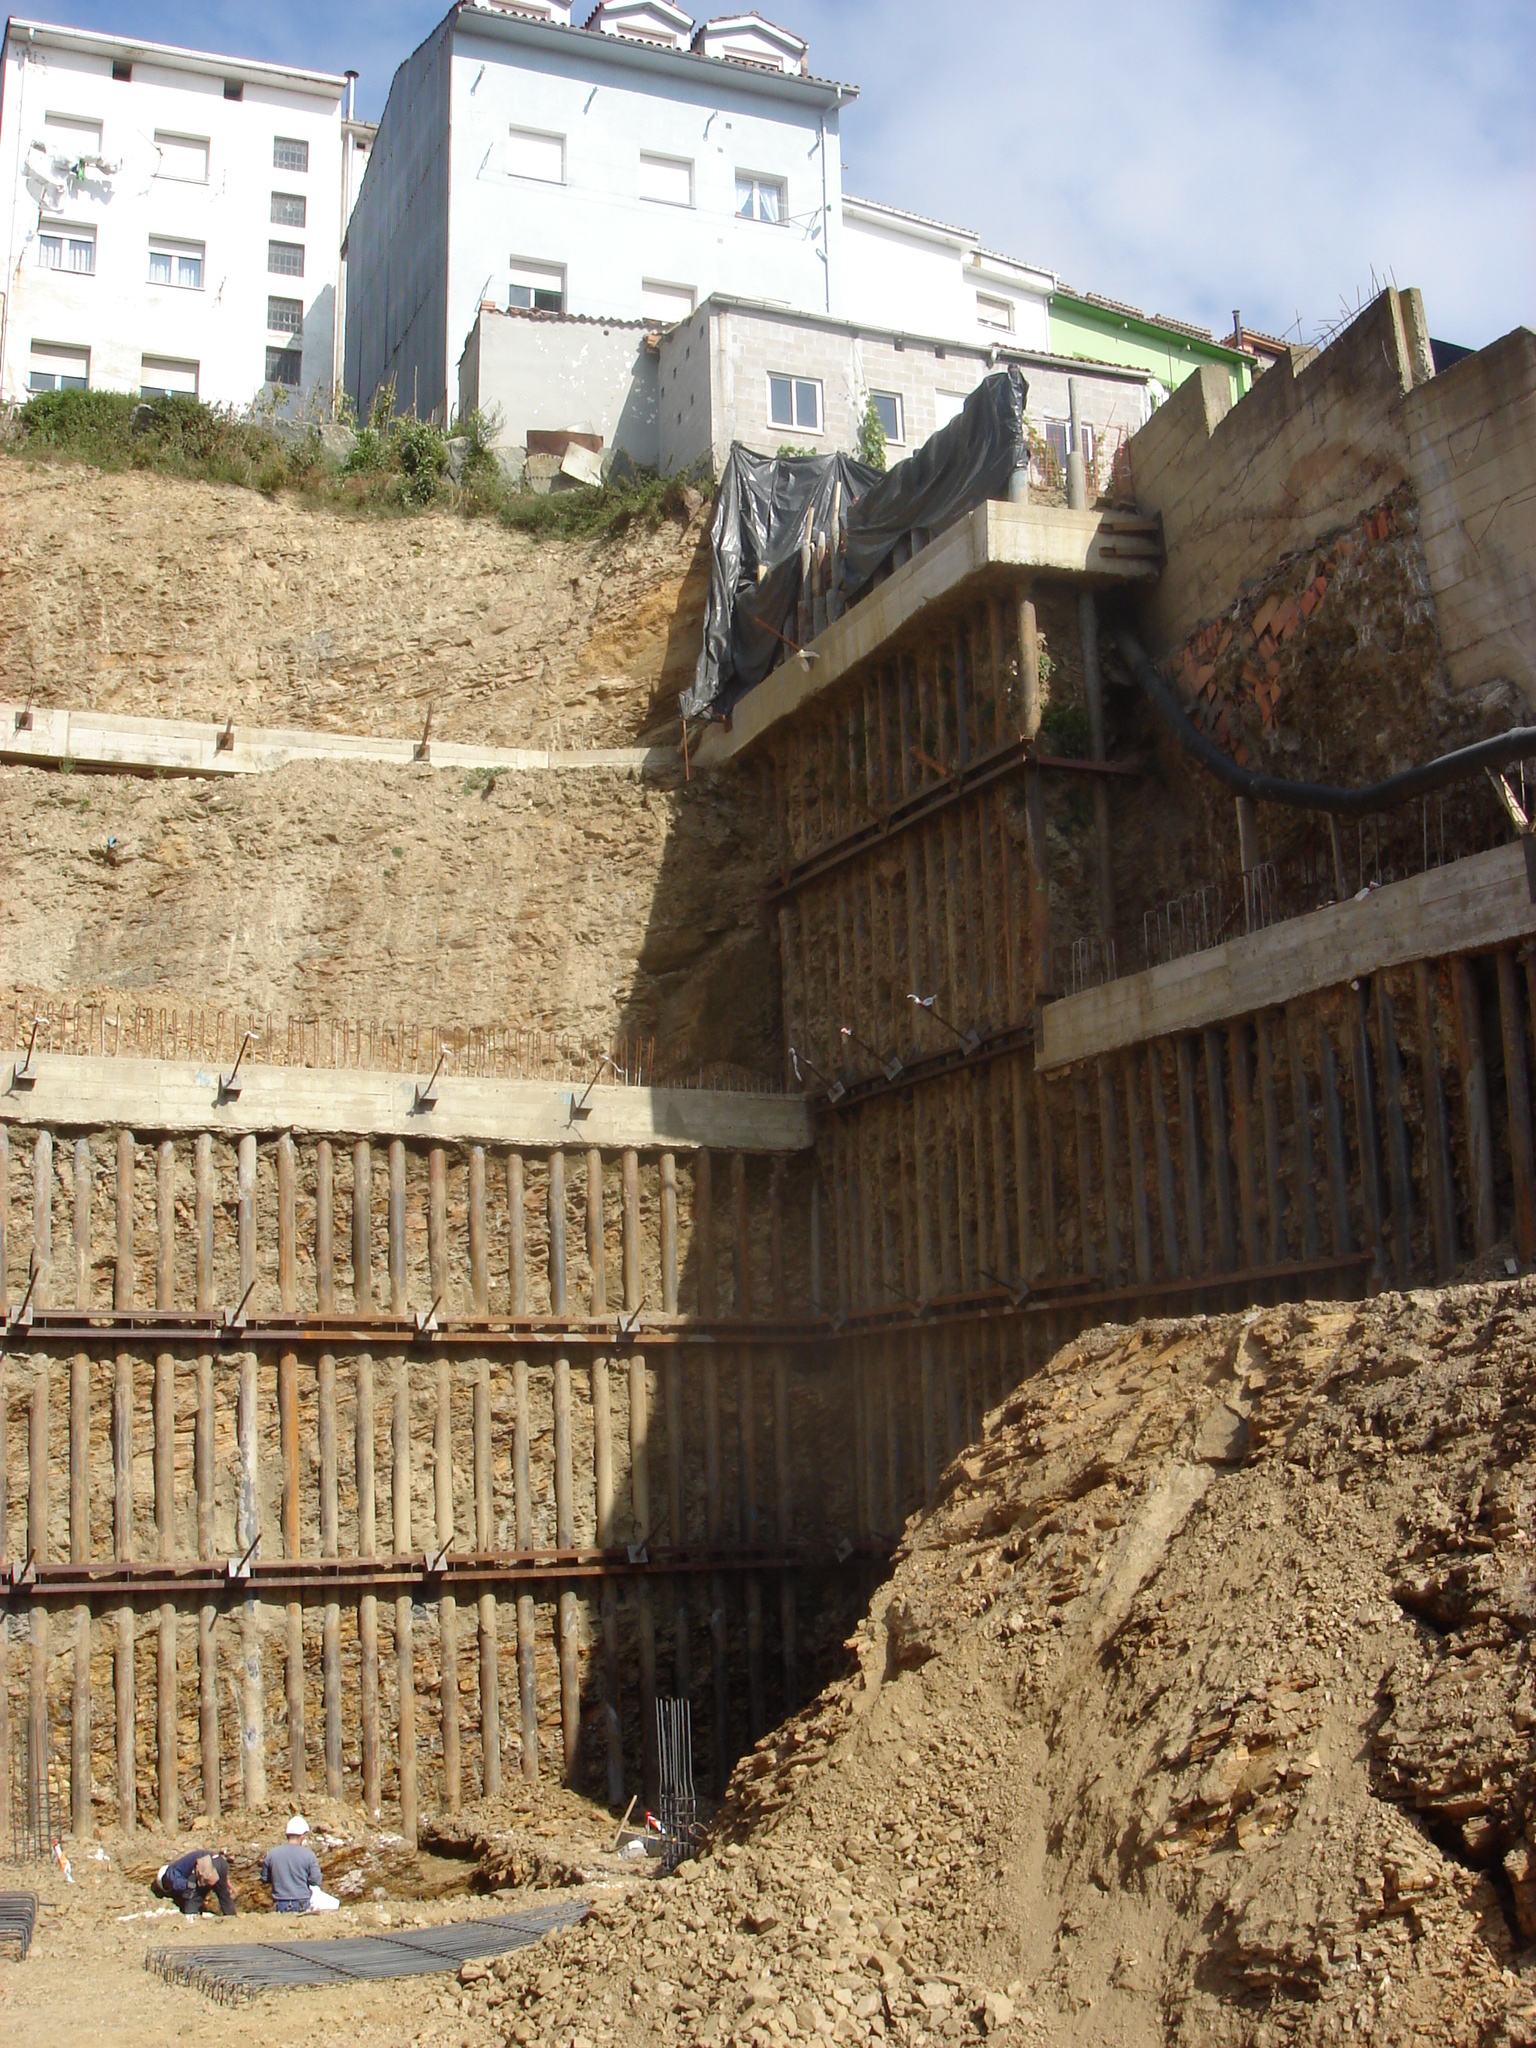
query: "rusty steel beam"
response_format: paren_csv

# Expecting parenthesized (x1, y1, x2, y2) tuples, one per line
(0, 1541, 877, 1605)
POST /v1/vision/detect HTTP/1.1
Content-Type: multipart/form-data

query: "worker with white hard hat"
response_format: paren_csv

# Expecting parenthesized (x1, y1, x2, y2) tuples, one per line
(260, 1815, 327, 1912)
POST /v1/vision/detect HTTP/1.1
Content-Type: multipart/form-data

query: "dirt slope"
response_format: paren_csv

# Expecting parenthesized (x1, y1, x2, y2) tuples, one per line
(458, 1281, 1536, 2047)
(0, 462, 712, 745)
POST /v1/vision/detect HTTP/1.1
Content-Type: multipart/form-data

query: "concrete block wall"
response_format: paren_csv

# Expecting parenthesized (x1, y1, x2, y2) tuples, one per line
(659, 301, 1148, 476)
(1404, 328, 1536, 710)
(458, 308, 660, 464)
(1129, 288, 1536, 722)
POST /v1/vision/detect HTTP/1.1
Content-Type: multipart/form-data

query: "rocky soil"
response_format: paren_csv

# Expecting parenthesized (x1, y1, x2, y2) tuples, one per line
(0, 462, 713, 747)
(447, 1280, 1536, 2048)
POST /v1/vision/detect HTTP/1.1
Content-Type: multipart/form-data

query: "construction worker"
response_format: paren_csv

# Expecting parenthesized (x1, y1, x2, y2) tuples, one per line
(153, 1848, 236, 1916)
(260, 1815, 331, 1912)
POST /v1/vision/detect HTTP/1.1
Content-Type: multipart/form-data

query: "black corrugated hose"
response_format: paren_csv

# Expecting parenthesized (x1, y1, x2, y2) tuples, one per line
(1115, 629, 1536, 818)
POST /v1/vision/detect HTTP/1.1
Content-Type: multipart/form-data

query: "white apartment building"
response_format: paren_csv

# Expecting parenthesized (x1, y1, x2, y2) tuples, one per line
(841, 195, 1055, 355)
(346, 2, 1076, 441)
(344, 0, 853, 423)
(0, 18, 363, 411)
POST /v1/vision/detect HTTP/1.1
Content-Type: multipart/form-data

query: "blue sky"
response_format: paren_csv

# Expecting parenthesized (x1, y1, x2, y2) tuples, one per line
(22, 0, 1534, 348)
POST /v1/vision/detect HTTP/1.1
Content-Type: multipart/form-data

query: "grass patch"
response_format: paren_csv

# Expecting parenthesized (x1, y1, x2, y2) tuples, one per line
(2, 388, 710, 538)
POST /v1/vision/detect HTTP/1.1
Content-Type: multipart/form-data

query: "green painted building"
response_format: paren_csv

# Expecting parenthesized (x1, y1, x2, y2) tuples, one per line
(1048, 289, 1254, 406)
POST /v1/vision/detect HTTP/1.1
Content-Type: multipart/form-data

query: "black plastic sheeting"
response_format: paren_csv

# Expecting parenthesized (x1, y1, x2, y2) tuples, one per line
(684, 367, 1029, 723)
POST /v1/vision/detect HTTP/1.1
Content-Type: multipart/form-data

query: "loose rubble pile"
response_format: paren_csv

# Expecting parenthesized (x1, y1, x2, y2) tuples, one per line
(441, 1280, 1536, 2048)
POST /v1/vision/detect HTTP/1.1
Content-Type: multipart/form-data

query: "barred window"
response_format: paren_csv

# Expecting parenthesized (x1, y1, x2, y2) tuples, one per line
(265, 345, 302, 387)
(273, 136, 308, 173)
(267, 296, 303, 336)
(270, 191, 306, 228)
(268, 241, 304, 278)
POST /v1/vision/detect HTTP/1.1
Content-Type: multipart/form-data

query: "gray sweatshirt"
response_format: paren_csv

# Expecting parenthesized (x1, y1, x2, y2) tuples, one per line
(260, 1841, 323, 1908)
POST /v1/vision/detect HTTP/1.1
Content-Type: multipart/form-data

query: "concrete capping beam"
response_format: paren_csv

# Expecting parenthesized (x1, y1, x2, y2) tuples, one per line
(1038, 842, 1536, 1069)
(693, 498, 1162, 767)
(0, 1053, 813, 1152)
(0, 705, 680, 780)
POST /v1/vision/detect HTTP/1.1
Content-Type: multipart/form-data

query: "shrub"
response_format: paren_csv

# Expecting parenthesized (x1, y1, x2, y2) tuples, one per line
(393, 416, 448, 507)
(856, 395, 887, 472)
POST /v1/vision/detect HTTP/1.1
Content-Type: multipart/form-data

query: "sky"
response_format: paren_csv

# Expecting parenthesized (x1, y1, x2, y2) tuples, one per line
(21, 0, 1535, 349)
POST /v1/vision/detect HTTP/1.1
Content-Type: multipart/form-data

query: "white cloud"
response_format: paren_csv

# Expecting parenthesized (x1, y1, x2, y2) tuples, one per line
(798, 0, 1535, 348)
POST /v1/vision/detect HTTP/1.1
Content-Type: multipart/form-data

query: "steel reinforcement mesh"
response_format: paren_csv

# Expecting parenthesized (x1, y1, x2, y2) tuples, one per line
(145, 1897, 587, 2004)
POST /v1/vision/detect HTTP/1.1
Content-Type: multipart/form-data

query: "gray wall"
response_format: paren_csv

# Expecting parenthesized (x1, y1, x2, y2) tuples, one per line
(459, 310, 660, 464)
(658, 300, 1152, 480)
(343, 16, 452, 421)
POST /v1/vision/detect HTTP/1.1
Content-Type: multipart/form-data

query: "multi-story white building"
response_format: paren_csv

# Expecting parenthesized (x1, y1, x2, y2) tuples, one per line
(344, 0, 853, 423)
(0, 17, 366, 411)
(345, 2, 1091, 448)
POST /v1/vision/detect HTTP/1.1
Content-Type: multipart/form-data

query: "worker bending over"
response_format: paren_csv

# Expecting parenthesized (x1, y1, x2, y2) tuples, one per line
(154, 1849, 236, 1916)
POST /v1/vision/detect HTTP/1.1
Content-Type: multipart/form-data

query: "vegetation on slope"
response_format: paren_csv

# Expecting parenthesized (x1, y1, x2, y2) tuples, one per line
(2, 388, 705, 539)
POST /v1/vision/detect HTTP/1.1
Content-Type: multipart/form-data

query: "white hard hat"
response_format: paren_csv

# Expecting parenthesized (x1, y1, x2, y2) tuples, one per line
(286, 1814, 311, 1838)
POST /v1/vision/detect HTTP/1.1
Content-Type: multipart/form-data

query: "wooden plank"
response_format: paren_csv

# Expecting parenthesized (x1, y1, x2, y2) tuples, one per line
(1345, 983, 1387, 1277)
(1146, 1044, 1180, 1277)
(1227, 1022, 1261, 1270)
(1121, 1050, 1153, 1284)
(1452, 956, 1498, 1256)
(1285, 1005, 1322, 1262)
(195, 1131, 219, 1822)
(1039, 844, 1536, 1068)
(513, 1351, 538, 1785)
(1204, 1028, 1237, 1273)
(70, 1139, 91, 1831)
(1314, 1006, 1353, 1258)
(1174, 1039, 1207, 1273)
(1373, 979, 1415, 1285)
(114, 1130, 136, 1832)
(1254, 1012, 1286, 1264)
(1496, 952, 1536, 1261)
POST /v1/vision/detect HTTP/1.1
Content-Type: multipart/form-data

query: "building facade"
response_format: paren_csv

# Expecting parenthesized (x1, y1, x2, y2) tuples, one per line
(656, 296, 1153, 481)
(0, 17, 359, 411)
(840, 195, 1055, 357)
(344, 0, 852, 425)
(1048, 287, 1254, 407)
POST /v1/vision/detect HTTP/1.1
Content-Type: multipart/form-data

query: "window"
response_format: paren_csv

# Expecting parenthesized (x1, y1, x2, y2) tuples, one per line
(140, 355, 198, 398)
(38, 223, 95, 275)
(736, 172, 785, 223)
(639, 152, 692, 207)
(976, 292, 1014, 332)
(640, 279, 696, 324)
(509, 259, 564, 313)
(154, 131, 209, 183)
(507, 127, 564, 184)
(869, 390, 903, 444)
(270, 191, 306, 228)
(933, 389, 968, 434)
(265, 345, 302, 387)
(1043, 420, 1069, 476)
(43, 113, 103, 164)
(268, 240, 305, 277)
(267, 295, 303, 336)
(768, 373, 821, 433)
(273, 136, 308, 174)
(111, 58, 132, 83)
(28, 341, 89, 392)
(1079, 422, 1097, 466)
(223, 79, 243, 102)
(148, 238, 204, 289)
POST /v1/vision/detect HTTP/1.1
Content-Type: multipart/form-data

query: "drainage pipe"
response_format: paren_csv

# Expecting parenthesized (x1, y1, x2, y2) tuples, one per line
(1116, 629, 1536, 817)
